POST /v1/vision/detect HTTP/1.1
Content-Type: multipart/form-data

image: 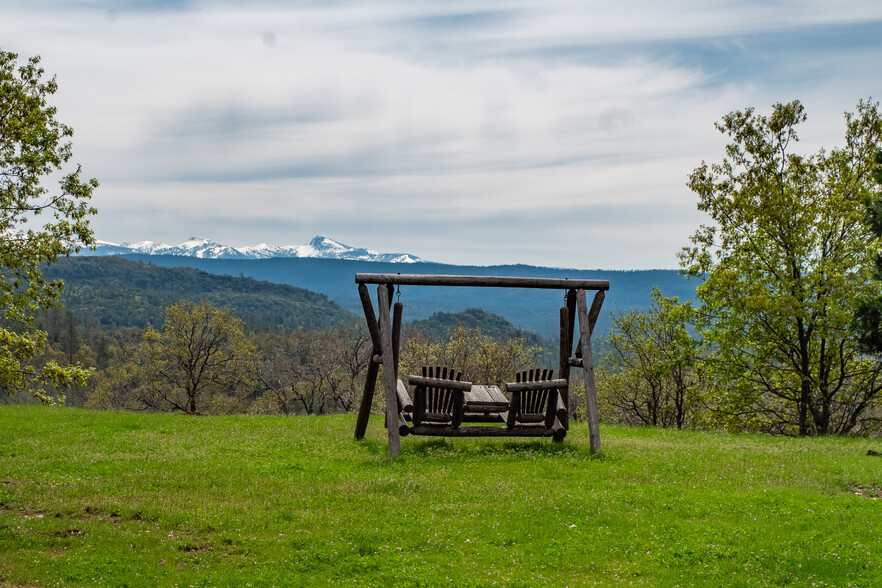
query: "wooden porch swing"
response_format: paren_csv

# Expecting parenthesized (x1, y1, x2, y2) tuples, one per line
(352, 274, 609, 458)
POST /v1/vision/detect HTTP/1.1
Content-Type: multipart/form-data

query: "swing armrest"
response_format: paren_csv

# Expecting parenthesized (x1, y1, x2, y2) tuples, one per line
(407, 375, 473, 392)
(505, 379, 568, 393)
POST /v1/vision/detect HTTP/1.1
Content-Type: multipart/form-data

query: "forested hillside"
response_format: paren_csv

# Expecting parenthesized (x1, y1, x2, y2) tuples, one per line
(407, 307, 547, 347)
(42, 257, 355, 330)
(108, 255, 696, 336)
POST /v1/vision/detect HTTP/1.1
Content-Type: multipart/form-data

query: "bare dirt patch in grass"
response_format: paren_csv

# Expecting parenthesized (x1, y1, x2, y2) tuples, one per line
(17, 509, 45, 519)
(51, 528, 83, 538)
(850, 483, 882, 498)
(80, 506, 123, 523)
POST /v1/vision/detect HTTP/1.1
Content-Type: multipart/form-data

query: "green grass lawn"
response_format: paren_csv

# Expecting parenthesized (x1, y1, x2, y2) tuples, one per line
(1, 405, 881, 587)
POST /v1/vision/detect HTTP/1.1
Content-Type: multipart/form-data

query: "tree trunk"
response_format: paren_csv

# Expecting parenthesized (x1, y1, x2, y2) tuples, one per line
(798, 380, 811, 436)
(188, 389, 197, 414)
(797, 319, 812, 436)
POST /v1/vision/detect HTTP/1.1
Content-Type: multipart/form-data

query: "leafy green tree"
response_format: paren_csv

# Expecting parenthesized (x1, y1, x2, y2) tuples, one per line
(598, 288, 703, 429)
(680, 99, 882, 435)
(99, 302, 256, 414)
(853, 149, 882, 353)
(0, 51, 97, 403)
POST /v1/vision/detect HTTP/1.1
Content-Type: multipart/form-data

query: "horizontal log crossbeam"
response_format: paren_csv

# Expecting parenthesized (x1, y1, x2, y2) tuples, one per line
(356, 273, 609, 290)
(408, 422, 566, 442)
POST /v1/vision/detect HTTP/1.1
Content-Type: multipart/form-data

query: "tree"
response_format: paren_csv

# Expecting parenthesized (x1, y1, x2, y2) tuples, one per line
(250, 323, 371, 416)
(127, 301, 255, 413)
(1, 51, 97, 403)
(598, 288, 703, 429)
(852, 149, 882, 353)
(680, 99, 882, 435)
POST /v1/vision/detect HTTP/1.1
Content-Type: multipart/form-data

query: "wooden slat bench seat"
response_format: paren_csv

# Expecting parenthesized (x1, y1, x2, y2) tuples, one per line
(461, 384, 509, 424)
(463, 385, 509, 413)
(400, 367, 567, 441)
(504, 369, 567, 440)
(409, 367, 470, 428)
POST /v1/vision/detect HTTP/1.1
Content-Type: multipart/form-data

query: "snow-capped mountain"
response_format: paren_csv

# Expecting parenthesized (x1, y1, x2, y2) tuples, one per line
(119, 238, 247, 259)
(84, 236, 424, 263)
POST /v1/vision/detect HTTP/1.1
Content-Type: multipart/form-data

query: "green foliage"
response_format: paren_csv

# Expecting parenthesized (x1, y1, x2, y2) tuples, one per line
(408, 307, 543, 345)
(681, 99, 882, 435)
(598, 287, 703, 429)
(2, 406, 882, 586)
(399, 325, 547, 388)
(0, 51, 97, 403)
(35, 259, 360, 411)
(88, 301, 256, 413)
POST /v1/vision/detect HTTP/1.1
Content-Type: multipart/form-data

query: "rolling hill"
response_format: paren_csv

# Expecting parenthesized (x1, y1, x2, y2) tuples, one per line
(407, 307, 547, 346)
(42, 257, 356, 331)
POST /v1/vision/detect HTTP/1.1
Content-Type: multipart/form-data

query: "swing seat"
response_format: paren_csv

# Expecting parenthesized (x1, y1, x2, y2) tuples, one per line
(403, 366, 567, 441)
(408, 366, 472, 428)
(505, 369, 568, 429)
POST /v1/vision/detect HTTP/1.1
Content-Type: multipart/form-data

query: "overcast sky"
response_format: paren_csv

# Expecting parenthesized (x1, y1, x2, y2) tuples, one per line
(4, 1, 882, 269)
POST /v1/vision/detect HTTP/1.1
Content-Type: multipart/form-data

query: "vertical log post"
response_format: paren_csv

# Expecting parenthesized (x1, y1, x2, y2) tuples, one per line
(359, 284, 382, 351)
(586, 290, 606, 335)
(576, 289, 603, 453)
(558, 306, 571, 429)
(354, 362, 379, 441)
(354, 283, 382, 440)
(392, 302, 403, 379)
(566, 289, 577, 357)
(392, 301, 405, 436)
(377, 284, 401, 458)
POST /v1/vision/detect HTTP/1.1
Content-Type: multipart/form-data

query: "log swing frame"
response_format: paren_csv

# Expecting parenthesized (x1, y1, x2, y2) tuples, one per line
(352, 273, 609, 458)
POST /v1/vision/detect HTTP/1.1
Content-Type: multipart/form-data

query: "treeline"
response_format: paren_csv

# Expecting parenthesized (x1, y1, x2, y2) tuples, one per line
(19, 300, 551, 416)
(1, 258, 556, 416)
(24, 273, 882, 437)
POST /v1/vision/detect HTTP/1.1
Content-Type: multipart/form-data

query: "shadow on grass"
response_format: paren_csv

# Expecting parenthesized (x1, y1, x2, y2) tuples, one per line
(353, 428, 612, 463)
(399, 437, 608, 461)
(354, 439, 386, 456)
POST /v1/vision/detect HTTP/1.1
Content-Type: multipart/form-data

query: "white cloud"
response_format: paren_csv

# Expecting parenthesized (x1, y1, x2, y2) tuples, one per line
(2, 0, 881, 268)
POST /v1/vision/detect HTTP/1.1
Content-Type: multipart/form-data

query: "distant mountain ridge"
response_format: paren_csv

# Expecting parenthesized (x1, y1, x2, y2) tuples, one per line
(83, 235, 423, 263)
(104, 255, 695, 337)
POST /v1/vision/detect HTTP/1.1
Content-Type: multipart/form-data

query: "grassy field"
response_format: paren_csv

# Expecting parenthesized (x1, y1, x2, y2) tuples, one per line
(1, 406, 881, 587)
